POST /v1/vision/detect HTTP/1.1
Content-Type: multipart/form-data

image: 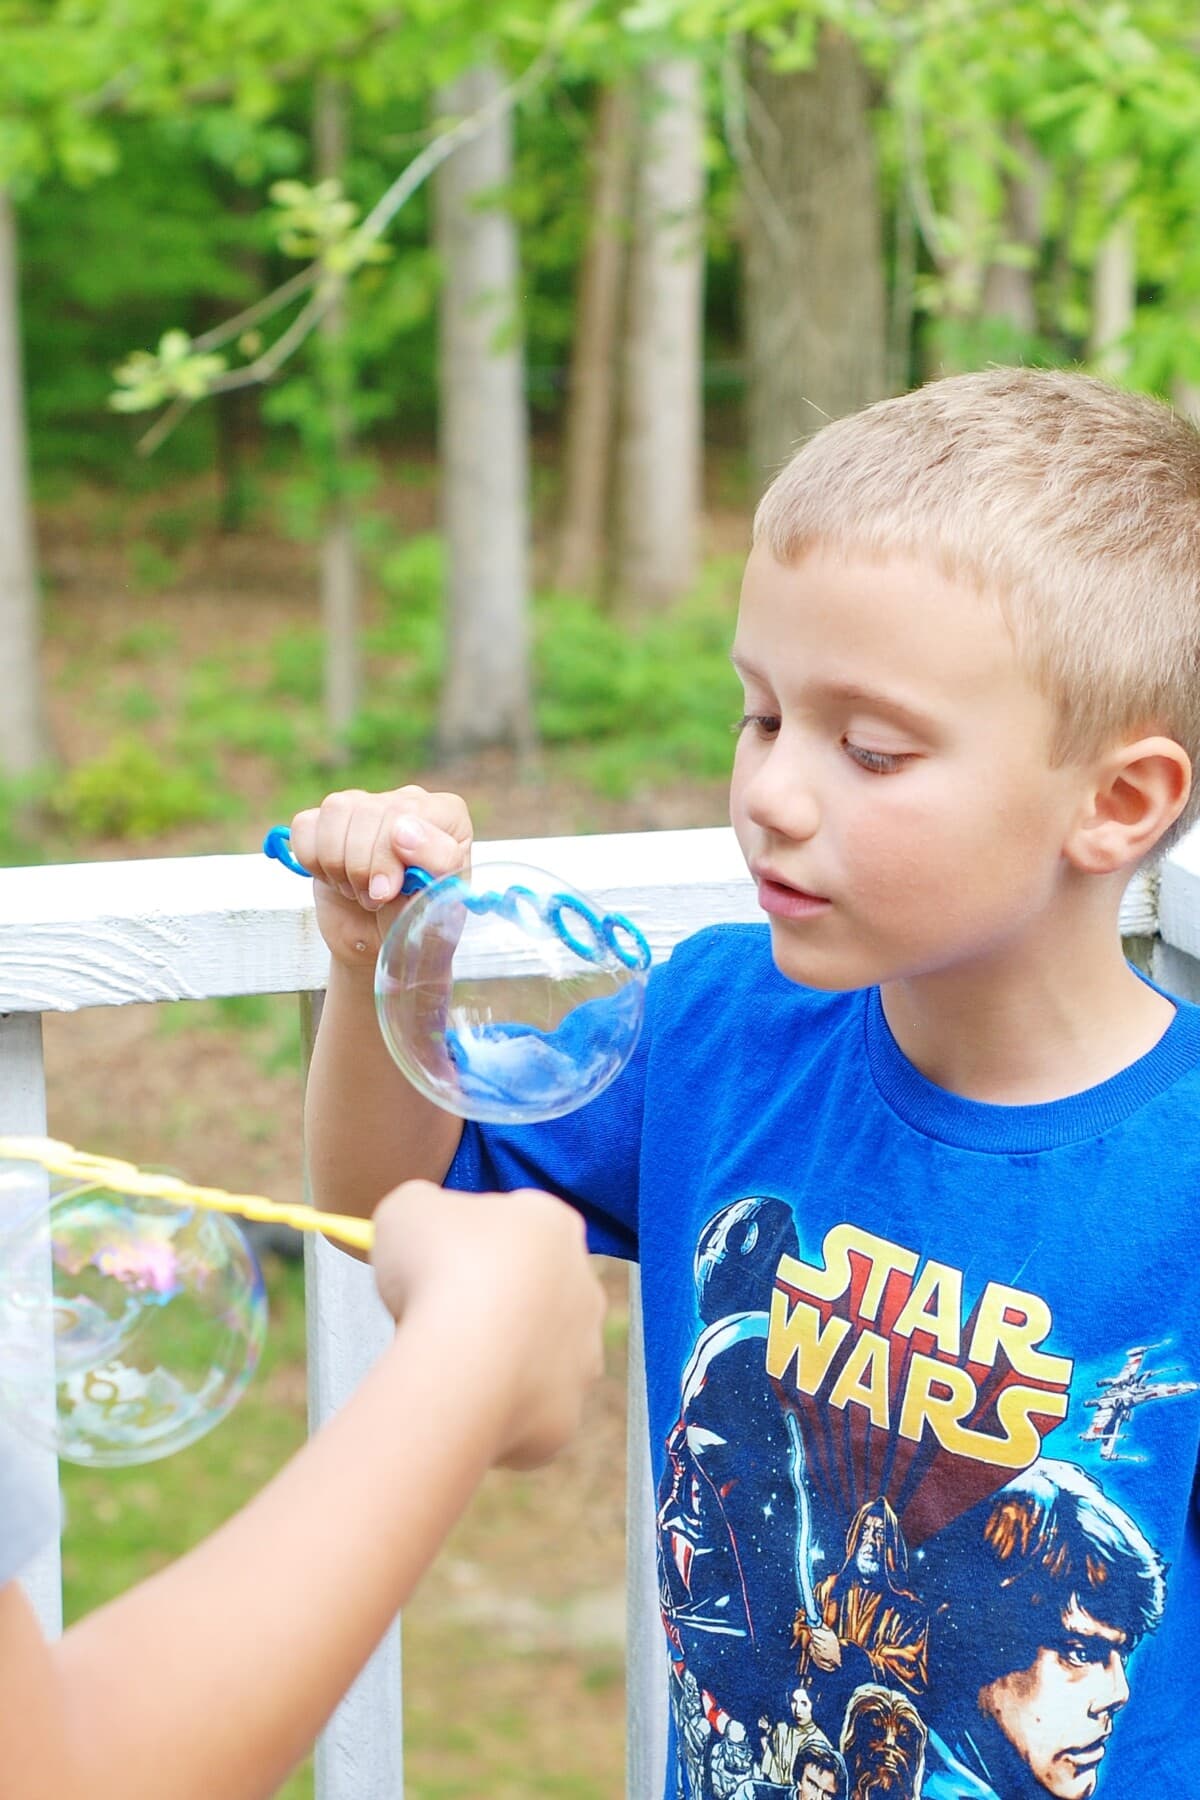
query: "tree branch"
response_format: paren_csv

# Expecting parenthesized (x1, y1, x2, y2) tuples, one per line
(133, 0, 600, 450)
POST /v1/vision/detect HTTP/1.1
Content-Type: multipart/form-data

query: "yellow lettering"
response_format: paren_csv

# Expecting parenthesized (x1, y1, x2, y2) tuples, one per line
(967, 1284, 1074, 1384)
(892, 1261, 963, 1356)
(898, 1354, 979, 1450)
(776, 1224, 919, 1324)
(993, 1382, 1070, 1469)
(828, 1329, 891, 1428)
(899, 1355, 1069, 1470)
(766, 1289, 851, 1392)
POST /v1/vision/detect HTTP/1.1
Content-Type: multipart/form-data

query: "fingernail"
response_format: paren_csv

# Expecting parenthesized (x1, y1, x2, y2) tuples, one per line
(393, 814, 426, 851)
(369, 874, 391, 901)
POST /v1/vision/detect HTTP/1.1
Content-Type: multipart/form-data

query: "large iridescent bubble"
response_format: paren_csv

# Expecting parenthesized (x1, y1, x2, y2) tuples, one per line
(0, 1156, 266, 1467)
(375, 861, 650, 1125)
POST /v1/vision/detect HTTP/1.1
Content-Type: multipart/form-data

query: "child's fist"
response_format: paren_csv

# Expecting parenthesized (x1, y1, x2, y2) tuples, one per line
(370, 1180, 605, 1470)
(289, 786, 472, 969)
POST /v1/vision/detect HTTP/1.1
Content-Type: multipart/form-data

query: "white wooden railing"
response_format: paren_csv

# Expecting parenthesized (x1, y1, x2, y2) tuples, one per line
(3, 822, 1200, 1799)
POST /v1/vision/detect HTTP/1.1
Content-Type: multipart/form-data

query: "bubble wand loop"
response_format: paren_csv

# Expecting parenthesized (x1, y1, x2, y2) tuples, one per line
(0, 1136, 375, 1253)
(262, 825, 652, 972)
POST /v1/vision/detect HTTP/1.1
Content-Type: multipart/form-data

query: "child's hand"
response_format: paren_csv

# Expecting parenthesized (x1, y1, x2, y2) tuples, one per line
(370, 1181, 606, 1469)
(289, 787, 472, 969)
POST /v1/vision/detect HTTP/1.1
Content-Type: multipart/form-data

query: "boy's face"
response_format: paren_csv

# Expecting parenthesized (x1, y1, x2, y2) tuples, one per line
(730, 544, 1090, 993)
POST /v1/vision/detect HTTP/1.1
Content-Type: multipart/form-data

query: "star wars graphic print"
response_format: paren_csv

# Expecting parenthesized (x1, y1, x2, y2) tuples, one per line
(657, 1199, 1191, 1800)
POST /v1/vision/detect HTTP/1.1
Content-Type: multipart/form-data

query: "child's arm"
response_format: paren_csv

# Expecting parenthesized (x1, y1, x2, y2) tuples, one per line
(292, 787, 473, 1219)
(0, 1180, 604, 1800)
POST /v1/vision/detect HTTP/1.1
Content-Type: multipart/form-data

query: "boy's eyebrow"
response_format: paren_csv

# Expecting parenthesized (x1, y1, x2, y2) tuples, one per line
(821, 682, 940, 734)
(729, 655, 938, 735)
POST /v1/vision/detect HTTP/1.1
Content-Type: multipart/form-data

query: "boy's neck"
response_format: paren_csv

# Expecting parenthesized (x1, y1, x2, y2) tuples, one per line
(879, 919, 1175, 1107)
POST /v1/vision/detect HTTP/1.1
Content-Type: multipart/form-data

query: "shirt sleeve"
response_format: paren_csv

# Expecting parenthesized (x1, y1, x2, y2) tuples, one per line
(0, 1418, 56, 1588)
(446, 954, 665, 1261)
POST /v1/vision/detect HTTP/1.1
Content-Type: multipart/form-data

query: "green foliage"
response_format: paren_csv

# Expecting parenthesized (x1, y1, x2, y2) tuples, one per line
(267, 627, 325, 703)
(112, 621, 180, 659)
(0, 773, 52, 868)
(48, 737, 233, 839)
(534, 563, 742, 793)
(126, 540, 179, 593)
(181, 665, 309, 762)
(111, 328, 229, 414)
(117, 683, 162, 725)
(155, 992, 301, 1077)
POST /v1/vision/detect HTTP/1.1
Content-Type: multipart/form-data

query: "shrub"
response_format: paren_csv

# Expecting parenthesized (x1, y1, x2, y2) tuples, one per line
(49, 738, 231, 839)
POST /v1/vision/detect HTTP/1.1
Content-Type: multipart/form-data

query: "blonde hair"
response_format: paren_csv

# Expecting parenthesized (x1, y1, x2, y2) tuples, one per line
(754, 366, 1200, 847)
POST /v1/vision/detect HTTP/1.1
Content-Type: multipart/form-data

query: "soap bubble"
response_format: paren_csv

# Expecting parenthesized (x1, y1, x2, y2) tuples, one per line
(375, 861, 650, 1124)
(0, 1160, 266, 1467)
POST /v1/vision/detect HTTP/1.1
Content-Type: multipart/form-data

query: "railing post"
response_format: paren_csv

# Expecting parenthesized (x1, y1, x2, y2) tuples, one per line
(0, 1010, 63, 1636)
(301, 994, 405, 1800)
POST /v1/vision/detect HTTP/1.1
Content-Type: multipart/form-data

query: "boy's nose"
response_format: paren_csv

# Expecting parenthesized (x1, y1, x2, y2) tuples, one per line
(741, 752, 820, 842)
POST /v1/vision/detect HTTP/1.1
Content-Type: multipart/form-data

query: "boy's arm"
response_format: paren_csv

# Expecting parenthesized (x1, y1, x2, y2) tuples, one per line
(305, 954, 463, 1217)
(0, 1181, 603, 1800)
(293, 788, 470, 1217)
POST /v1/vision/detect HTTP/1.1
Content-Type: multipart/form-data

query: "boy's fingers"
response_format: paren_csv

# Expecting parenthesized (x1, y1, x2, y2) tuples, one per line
(311, 790, 366, 898)
(365, 811, 409, 906)
(288, 806, 320, 874)
(389, 813, 468, 879)
(344, 805, 390, 907)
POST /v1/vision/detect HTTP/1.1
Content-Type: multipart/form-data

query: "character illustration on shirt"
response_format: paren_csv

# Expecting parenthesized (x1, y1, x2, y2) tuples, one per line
(659, 1200, 1170, 1800)
(919, 1459, 1166, 1800)
(838, 1684, 927, 1799)
(756, 1681, 831, 1784)
(792, 1498, 928, 1742)
(658, 1197, 808, 1729)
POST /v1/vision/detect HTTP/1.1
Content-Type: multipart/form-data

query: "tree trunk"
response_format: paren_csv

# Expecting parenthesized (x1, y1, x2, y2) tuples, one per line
(1090, 213, 1136, 375)
(553, 82, 632, 595)
(612, 57, 705, 610)
(434, 64, 533, 754)
(0, 188, 48, 778)
(315, 76, 361, 752)
(981, 129, 1044, 334)
(742, 28, 888, 483)
(1173, 375, 1200, 429)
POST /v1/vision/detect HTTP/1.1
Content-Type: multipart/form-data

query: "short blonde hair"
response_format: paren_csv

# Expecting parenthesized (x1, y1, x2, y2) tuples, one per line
(754, 366, 1200, 847)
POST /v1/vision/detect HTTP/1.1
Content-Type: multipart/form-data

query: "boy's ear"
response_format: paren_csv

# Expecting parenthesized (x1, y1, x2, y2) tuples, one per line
(1066, 735, 1192, 873)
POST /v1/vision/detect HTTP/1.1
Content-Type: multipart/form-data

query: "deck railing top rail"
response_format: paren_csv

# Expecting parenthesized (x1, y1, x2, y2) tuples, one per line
(0, 821, 1179, 1014)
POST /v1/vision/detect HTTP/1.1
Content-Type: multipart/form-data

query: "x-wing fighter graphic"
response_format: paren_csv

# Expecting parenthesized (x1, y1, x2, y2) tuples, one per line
(1080, 1344, 1199, 1461)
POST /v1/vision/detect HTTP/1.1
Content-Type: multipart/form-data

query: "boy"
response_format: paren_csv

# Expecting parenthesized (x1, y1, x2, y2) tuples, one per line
(293, 368, 1200, 1800)
(2, 1178, 605, 1800)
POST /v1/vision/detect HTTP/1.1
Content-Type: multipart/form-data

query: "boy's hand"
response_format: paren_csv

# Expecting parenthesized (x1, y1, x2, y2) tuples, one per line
(370, 1181, 605, 1470)
(289, 787, 472, 969)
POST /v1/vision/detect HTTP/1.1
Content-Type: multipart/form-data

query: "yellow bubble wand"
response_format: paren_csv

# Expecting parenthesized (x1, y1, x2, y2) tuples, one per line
(0, 1135, 375, 1253)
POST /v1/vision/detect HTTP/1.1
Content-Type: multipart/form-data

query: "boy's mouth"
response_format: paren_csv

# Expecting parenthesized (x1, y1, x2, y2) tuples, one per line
(752, 869, 831, 920)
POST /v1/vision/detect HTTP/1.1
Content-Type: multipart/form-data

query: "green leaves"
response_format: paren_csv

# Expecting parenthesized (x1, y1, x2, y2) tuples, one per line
(268, 176, 390, 272)
(110, 330, 227, 413)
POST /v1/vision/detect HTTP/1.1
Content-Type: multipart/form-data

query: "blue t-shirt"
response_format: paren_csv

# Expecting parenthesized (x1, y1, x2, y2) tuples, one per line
(451, 924, 1200, 1800)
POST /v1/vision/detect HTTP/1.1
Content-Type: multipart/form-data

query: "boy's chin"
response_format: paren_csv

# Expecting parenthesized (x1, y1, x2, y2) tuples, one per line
(766, 930, 874, 994)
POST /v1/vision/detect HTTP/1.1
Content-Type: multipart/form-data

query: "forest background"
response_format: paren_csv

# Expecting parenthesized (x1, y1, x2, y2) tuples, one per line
(3, 1, 1199, 1795)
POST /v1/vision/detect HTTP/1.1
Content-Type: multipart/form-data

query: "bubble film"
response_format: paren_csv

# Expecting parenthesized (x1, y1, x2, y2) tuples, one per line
(0, 1164, 266, 1467)
(375, 861, 649, 1124)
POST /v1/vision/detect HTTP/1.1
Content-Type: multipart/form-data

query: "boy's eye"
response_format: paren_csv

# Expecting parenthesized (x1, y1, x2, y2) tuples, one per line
(733, 714, 781, 739)
(844, 741, 911, 774)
